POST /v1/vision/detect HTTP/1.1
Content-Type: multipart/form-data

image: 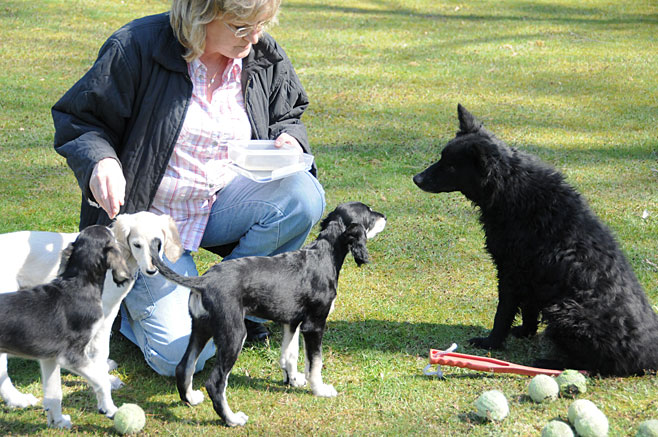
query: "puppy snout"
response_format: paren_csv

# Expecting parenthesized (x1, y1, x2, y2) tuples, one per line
(412, 172, 424, 187)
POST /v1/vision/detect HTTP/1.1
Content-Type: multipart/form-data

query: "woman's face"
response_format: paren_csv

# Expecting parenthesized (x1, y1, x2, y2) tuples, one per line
(204, 12, 271, 60)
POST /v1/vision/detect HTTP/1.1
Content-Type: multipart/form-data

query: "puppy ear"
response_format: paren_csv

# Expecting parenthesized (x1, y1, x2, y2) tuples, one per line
(57, 242, 75, 276)
(162, 215, 183, 262)
(457, 104, 483, 135)
(107, 245, 131, 285)
(343, 223, 370, 266)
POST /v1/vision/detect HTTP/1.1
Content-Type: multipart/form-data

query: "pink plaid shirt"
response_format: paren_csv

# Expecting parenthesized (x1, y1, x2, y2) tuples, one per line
(150, 58, 252, 251)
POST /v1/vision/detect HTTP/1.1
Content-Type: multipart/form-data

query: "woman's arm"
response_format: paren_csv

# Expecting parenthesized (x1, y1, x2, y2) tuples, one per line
(52, 37, 136, 211)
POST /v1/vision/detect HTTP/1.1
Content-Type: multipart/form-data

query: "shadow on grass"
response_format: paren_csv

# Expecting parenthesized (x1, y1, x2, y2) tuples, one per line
(324, 319, 548, 366)
(288, 2, 658, 26)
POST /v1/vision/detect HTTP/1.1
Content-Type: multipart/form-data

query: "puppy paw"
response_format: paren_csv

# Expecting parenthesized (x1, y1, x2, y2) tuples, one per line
(286, 372, 307, 388)
(187, 389, 204, 406)
(226, 411, 248, 427)
(109, 375, 124, 390)
(3, 392, 39, 408)
(48, 414, 72, 429)
(468, 336, 503, 350)
(100, 404, 118, 419)
(313, 383, 338, 398)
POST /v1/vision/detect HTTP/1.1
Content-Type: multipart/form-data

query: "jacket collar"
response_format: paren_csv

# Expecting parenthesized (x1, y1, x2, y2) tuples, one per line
(152, 13, 188, 74)
(243, 33, 283, 71)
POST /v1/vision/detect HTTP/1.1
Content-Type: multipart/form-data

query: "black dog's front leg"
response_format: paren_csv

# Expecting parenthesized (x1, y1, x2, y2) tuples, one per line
(510, 303, 539, 338)
(469, 291, 518, 350)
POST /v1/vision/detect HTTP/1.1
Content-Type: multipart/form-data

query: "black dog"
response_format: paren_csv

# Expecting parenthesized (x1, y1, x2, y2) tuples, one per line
(0, 225, 130, 428)
(413, 104, 658, 376)
(152, 202, 386, 426)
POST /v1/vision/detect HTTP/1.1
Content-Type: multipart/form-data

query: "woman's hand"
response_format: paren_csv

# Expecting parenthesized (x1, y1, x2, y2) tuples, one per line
(89, 158, 125, 219)
(274, 133, 303, 153)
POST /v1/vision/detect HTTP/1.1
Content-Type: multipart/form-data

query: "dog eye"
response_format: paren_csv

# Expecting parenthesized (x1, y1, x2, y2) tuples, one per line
(132, 242, 142, 249)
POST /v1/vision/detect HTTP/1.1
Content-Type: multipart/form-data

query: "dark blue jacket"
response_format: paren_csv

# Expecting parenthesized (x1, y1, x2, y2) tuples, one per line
(53, 12, 313, 229)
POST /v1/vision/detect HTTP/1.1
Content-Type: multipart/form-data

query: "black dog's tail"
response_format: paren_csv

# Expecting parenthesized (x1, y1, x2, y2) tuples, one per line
(151, 254, 207, 290)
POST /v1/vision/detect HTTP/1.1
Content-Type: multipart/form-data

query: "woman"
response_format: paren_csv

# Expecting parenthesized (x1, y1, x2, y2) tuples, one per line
(52, 0, 325, 376)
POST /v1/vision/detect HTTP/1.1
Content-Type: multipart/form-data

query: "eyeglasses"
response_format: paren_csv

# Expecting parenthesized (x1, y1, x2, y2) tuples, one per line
(224, 21, 269, 38)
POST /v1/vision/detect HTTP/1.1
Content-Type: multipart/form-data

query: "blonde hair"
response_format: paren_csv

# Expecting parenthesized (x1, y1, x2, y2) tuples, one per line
(170, 0, 281, 62)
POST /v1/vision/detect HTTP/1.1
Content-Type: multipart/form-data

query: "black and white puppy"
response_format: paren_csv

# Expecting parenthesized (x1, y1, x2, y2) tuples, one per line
(0, 225, 130, 428)
(152, 201, 386, 426)
(0, 212, 183, 410)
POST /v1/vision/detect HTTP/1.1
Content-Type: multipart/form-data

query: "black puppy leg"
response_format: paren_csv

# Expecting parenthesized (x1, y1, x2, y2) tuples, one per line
(302, 329, 337, 397)
(205, 320, 248, 427)
(176, 318, 212, 406)
(470, 291, 517, 349)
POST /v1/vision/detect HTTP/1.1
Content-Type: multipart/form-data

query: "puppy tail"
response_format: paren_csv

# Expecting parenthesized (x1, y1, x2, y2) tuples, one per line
(151, 253, 205, 289)
(342, 223, 370, 266)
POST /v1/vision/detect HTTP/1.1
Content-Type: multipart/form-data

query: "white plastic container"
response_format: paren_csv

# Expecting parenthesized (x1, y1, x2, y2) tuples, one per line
(226, 140, 314, 183)
(228, 140, 302, 171)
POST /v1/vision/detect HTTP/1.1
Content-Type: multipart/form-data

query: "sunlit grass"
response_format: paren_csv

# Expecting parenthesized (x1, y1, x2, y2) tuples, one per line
(1, 0, 657, 435)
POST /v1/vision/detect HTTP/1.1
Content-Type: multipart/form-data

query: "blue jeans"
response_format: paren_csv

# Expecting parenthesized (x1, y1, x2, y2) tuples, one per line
(120, 172, 325, 376)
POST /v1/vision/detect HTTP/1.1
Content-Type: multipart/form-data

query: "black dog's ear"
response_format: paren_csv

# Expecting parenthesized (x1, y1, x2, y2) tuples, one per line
(106, 245, 131, 285)
(457, 104, 483, 135)
(57, 242, 75, 276)
(342, 223, 370, 266)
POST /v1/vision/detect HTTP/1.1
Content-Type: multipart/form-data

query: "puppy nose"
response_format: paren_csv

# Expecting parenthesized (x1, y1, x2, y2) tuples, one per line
(413, 173, 423, 185)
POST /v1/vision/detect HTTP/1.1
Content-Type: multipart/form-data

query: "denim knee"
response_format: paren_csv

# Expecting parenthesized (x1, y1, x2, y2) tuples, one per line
(284, 172, 325, 226)
(142, 338, 215, 377)
(119, 251, 216, 376)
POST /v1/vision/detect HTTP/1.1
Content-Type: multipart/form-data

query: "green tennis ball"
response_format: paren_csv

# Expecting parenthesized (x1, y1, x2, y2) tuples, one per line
(637, 420, 658, 437)
(556, 369, 587, 397)
(573, 407, 609, 437)
(528, 374, 559, 403)
(541, 420, 575, 437)
(474, 390, 509, 421)
(568, 399, 599, 425)
(113, 403, 146, 435)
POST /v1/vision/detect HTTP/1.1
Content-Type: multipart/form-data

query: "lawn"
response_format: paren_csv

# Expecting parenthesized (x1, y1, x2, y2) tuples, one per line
(0, 0, 656, 435)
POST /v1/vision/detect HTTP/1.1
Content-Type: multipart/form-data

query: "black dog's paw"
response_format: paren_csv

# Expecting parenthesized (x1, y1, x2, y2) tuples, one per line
(510, 325, 537, 338)
(468, 336, 504, 350)
(532, 358, 565, 371)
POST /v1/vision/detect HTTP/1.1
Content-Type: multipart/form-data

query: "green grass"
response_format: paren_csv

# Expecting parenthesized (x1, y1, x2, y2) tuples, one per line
(1, 0, 657, 435)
